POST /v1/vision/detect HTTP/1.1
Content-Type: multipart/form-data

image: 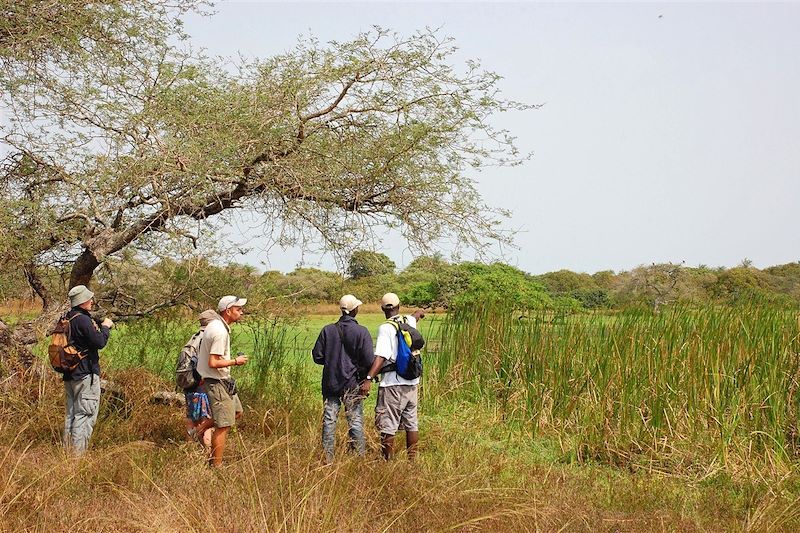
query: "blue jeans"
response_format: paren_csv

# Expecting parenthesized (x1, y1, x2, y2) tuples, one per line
(64, 374, 101, 454)
(322, 388, 364, 461)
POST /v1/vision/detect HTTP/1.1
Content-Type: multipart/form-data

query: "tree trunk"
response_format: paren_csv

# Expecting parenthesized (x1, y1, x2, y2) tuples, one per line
(70, 249, 100, 289)
(0, 252, 95, 370)
(0, 319, 37, 376)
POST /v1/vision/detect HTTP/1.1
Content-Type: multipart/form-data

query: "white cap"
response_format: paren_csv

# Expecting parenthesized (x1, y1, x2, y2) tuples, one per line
(68, 285, 94, 307)
(339, 294, 363, 314)
(218, 295, 247, 312)
(380, 292, 400, 309)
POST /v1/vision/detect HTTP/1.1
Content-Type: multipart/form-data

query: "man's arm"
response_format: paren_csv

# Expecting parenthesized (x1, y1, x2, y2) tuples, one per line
(209, 353, 247, 368)
(311, 327, 327, 365)
(74, 314, 111, 349)
(359, 355, 387, 396)
(357, 328, 375, 369)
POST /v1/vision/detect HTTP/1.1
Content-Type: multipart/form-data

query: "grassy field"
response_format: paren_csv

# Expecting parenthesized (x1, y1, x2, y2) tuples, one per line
(4, 305, 800, 531)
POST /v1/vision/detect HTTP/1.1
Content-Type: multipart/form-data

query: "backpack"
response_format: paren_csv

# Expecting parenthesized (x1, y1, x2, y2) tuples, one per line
(48, 314, 86, 373)
(176, 330, 203, 391)
(381, 316, 424, 380)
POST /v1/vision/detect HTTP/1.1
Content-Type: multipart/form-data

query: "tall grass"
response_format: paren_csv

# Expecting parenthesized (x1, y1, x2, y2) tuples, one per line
(44, 305, 800, 475)
(101, 317, 308, 395)
(11, 308, 800, 529)
(102, 319, 197, 381)
(239, 318, 313, 407)
(428, 304, 800, 471)
(5, 368, 792, 533)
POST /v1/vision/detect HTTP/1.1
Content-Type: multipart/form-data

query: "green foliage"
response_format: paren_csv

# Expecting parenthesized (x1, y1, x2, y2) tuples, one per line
(710, 266, 773, 304)
(536, 269, 611, 309)
(346, 250, 396, 279)
(440, 262, 552, 310)
(277, 268, 343, 304)
(569, 288, 610, 309)
(591, 270, 616, 289)
(343, 272, 398, 304)
(2, 16, 530, 309)
(537, 269, 598, 294)
(401, 281, 439, 308)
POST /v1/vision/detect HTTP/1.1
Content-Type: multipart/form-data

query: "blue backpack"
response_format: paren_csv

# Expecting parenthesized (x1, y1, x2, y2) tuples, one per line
(382, 316, 424, 380)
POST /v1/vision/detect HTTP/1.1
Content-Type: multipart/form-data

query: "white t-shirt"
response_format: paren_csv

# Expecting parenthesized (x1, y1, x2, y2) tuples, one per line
(375, 315, 420, 387)
(196, 318, 231, 380)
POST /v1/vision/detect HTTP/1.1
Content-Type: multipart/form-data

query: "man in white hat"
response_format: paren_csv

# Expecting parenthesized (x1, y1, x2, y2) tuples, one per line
(311, 294, 375, 462)
(62, 285, 114, 454)
(196, 295, 249, 466)
(363, 292, 425, 460)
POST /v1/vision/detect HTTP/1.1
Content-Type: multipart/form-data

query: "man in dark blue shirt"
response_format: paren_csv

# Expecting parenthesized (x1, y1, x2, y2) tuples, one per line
(63, 285, 113, 454)
(312, 294, 374, 462)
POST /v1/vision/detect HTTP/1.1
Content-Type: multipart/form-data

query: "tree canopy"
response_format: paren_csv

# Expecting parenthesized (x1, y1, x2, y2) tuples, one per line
(347, 250, 396, 279)
(1, 0, 529, 326)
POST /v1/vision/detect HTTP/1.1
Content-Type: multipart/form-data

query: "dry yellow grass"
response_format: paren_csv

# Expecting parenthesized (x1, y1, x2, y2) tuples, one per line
(2, 364, 798, 532)
(0, 298, 40, 317)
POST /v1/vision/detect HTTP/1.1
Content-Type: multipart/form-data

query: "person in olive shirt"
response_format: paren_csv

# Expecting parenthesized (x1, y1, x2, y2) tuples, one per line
(62, 285, 114, 454)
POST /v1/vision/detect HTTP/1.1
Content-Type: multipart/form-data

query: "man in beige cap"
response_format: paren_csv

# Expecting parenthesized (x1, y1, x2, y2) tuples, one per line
(196, 296, 249, 466)
(364, 292, 425, 459)
(312, 295, 375, 462)
(62, 285, 114, 454)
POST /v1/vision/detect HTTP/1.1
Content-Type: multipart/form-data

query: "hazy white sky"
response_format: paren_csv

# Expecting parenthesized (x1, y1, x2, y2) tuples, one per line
(184, 1, 800, 275)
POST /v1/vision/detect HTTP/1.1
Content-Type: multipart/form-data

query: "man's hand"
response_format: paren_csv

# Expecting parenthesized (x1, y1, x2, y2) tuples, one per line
(233, 354, 249, 366)
(101, 318, 114, 329)
(359, 379, 371, 397)
(412, 309, 426, 321)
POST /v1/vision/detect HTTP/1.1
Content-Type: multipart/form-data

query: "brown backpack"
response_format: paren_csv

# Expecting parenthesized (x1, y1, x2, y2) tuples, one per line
(48, 315, 86, 373)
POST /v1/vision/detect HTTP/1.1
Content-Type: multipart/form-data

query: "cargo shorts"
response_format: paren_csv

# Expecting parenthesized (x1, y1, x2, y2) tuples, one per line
(205, 379, 243, 428)
(375, 384, 418, 435)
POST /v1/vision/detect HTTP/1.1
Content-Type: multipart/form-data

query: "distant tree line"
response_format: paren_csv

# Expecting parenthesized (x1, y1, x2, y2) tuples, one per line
(2, 251, 798, 316)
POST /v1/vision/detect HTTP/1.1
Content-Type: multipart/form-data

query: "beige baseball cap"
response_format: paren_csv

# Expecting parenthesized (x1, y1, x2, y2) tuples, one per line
(339, 294, 363, 314)
(380, 292, 400, 309)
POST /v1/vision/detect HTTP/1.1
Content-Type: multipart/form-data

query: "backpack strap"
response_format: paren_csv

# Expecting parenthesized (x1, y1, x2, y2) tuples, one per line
(377, 319, 403, 374)
(62, 312, 84, 353)
(334, 322, 360, 368)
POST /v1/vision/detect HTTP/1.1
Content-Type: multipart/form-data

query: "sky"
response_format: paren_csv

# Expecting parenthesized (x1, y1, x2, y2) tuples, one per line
(183, 1, 800, 275)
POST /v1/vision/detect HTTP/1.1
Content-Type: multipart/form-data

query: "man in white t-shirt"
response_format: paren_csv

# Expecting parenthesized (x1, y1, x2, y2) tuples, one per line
(196, 295, 249, 466)
(363, 292, 425, 460)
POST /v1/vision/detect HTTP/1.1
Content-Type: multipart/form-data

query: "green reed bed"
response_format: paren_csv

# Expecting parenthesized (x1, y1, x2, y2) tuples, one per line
(429, 305, 800, 472)
(101, 317, 307, 396)
(238, 319, 313, 404)
(101, 319, 198, 381)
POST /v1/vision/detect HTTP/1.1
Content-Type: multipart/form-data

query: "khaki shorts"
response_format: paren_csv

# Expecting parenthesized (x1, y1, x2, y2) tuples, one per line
(205, 380, 243, 428)
(375, 384, 418, 435)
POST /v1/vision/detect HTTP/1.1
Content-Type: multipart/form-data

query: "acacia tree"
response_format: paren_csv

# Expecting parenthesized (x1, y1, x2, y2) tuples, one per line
(630, 262, 685, 312)
(0, 1, 530, 351)
(347, 251, 396, 279)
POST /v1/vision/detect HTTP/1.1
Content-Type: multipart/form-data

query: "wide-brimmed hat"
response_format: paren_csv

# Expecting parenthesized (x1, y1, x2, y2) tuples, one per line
(68, 285, 94, 307)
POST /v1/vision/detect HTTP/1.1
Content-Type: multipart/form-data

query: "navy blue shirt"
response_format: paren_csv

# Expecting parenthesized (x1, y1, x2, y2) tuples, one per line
(312, 315, 375, 397)
(63, 307, 111, 381)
